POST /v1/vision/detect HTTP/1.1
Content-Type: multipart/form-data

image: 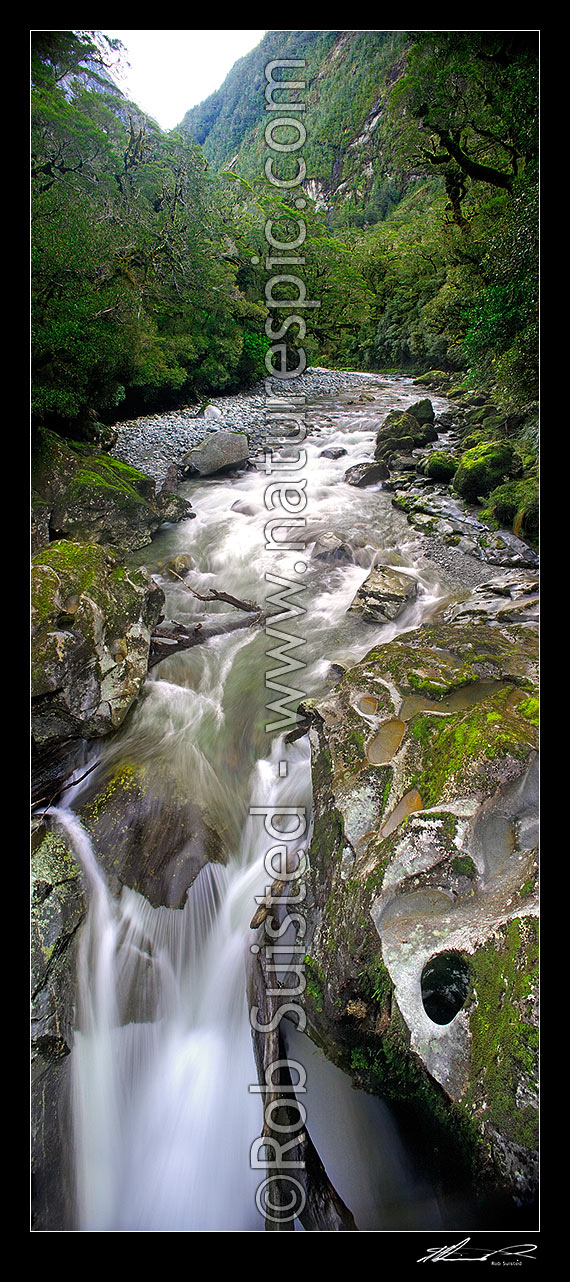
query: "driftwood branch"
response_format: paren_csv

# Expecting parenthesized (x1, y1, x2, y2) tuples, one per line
(167, 566, 261, 613)
(149, 568, 267, 667)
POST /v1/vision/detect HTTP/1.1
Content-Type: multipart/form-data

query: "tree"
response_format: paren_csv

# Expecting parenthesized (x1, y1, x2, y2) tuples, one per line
(31, 30, 269, 425)
(390, 32, 538, 225)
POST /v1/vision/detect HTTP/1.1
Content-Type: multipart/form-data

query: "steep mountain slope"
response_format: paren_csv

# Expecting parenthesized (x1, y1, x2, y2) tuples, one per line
(180, 29, 415, 227)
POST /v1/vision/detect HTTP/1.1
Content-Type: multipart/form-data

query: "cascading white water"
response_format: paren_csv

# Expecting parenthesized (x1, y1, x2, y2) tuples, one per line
(49, 379, 460, 1231)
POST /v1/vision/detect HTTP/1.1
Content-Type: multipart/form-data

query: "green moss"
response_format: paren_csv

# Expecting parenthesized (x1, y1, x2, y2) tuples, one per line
(424, 451, 458, 482)
(519, 873, 537, 898)
(411, 686, 537, 806)
(408, 670, 456, 697)
(409, 713, 437, 744)
(69, 456, 153, 506)
(453, 441, 523, 503)
(479, 476, 539, 544)
(339, 727, 366, 764)
(33, 538, 105, 588)
(465, 918, 538, 1150)
(450, 855, 476, 879)
(311, 806, 344, 876)
(82, 761, 141, 826)
(357, 952, 392, 1003)
(304, 955, 325, 1013)
(518, 697, 539, 725)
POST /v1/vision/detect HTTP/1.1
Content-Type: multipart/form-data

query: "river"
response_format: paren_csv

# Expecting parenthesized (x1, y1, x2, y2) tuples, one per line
(47, 376, 475, 1231)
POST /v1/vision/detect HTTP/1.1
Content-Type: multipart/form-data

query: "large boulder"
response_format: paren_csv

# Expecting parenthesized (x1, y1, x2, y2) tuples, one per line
(453, 441, 523, 504)
(182, 429, 249, 476)
(31, 540, 165, 751)
(407, 397, 435, 424)
(295, 609, 539, 1213)
(374, 410, 438, 466)
(77, 760, 227, 909)
(343, 461, 389, 487)
(31, 428, 192, 553)
(422, 451, 459, 482)
(313, 532, 356, 564)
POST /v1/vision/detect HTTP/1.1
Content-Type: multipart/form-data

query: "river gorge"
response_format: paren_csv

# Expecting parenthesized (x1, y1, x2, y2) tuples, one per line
(31, 371, 539, 1232)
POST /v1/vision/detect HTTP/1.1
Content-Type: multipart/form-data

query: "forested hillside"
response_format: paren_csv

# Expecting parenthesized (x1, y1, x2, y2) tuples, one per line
(181, 30, 412, 226)
(31, 29, 539, 457)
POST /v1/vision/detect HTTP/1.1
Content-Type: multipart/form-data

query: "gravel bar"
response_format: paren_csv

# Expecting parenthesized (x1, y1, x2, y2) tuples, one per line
(109, 366, 386, 485)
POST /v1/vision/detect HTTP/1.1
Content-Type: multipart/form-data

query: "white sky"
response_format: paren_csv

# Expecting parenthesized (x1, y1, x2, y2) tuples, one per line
(102, 29, 266, 130)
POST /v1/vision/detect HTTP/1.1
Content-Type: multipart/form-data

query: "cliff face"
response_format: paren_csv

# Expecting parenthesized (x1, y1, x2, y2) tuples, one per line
(298, 602, 538, 1211)
(179, 30, 414, 227)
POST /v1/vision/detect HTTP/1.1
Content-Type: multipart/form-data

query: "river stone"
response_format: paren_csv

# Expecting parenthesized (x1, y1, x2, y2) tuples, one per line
(343, 461, 389, 486)
(452, 441, 523, 503)
(408, 397, 435, 424)
(388, 453, 418, 472)
(443, 571, 540, 626)
(348, 564, 418, 621)
(374, 411, 438, 465)
(182, 429, 249, 476)
(298, 615, 538, 1211)
(313, 532, 356, 563)
(31, 540, 165, 750)
(320, 447, 348, 459)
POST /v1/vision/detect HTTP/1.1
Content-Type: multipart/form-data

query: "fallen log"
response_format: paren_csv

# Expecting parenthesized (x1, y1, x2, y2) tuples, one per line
(149, 611, 267, 668)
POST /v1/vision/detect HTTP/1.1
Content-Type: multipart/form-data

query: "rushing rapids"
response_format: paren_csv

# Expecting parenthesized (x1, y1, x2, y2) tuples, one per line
(40, 377, 512, 1230)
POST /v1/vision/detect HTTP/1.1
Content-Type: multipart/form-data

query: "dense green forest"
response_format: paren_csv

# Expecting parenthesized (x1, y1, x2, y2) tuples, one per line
(31, 30, 538, 443)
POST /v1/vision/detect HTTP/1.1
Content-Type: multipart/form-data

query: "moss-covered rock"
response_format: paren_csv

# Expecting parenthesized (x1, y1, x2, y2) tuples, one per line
(464, 918, 538, 1165)
(407, 397, 435, 424)
(31, 427, 192, 553)
(453, 441, 523, 503)
(480, 477, 539, 544)
(413, 370, 451, 390)
(31, 540, 165, 749)
(423, 451, 459, 482)
(374, 409, 438, 466)
(31, 823, 86, 1230)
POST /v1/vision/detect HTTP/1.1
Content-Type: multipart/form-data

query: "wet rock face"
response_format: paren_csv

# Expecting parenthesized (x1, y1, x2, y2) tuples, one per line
(343, 461, 389, 487)
(313, 532, 356, 564)
(31, 540, 165, 750)
(31, 825, 86, 1231)
(78, 761, 226, 909)
(443, 570, 539, 626)
(301, 602, 538, 1205)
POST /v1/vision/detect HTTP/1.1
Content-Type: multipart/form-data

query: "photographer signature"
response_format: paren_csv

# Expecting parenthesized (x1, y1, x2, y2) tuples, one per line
(417, 1238, 537, 1262)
